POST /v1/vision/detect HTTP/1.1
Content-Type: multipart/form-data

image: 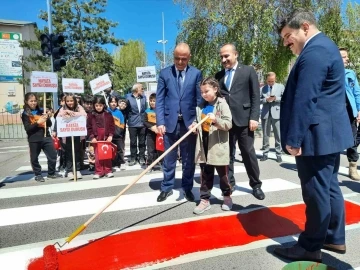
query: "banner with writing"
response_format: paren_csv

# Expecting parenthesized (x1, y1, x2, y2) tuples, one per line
(30, 71, 58, 93)
(136, 66, 156, 82)
(89, 73, 112, 95)
(56, 116, 87, 137)
(62, 78, 84, 93)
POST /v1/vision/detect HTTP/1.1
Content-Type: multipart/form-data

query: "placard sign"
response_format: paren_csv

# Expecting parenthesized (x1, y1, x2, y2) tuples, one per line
(30, 71, 58, 93)
(136, 66, 156, 82)
(89, 74, 112, 95)
(62, 78, 84, 93)
(56, 116, 87, 137)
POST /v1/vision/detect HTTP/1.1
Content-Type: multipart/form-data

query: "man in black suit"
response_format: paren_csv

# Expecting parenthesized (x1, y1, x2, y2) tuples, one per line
(215, 44, 264, 200)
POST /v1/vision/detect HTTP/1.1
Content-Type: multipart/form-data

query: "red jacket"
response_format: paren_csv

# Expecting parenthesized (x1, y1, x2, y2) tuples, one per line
(87, 110, 115, 140)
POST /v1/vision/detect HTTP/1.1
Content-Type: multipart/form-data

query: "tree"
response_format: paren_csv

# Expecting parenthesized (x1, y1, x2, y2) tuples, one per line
(112, 40, 147, 92)
(19, 0, 123, 94)
(338, 2, 360, 75)
(154, 49, 173, 74)
(174, 0, 342, 82)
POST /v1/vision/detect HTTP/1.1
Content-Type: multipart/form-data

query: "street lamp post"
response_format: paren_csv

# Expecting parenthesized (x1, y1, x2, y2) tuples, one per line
(157, 12, 167, 69)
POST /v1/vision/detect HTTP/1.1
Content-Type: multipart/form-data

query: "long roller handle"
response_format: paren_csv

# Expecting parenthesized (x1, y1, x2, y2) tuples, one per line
(64, 116, 209, 244)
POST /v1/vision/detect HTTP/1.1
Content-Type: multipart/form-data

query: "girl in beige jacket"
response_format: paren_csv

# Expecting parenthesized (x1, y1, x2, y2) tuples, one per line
(191, 77, 233, 214)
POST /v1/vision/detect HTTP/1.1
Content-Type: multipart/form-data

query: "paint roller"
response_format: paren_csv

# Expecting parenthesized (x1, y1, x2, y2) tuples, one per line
(42, 115, 209, 269)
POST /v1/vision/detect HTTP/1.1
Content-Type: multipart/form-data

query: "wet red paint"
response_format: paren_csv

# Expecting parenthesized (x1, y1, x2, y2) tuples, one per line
(28, 201, 360, 270)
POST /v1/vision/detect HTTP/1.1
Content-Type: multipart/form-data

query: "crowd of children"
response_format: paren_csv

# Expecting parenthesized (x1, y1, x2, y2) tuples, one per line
(22, 91, 163, 181)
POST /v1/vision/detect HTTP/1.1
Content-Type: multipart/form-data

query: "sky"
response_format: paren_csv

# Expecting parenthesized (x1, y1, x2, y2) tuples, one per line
(0, 0, 186, 67)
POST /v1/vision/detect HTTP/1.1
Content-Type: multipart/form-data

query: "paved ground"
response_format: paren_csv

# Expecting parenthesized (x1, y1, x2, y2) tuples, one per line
(0, 136, 359, 270)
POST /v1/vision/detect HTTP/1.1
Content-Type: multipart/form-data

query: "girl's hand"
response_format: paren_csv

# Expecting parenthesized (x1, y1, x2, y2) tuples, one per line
(207, 113, 217, 123)
(37, 115, 47, 124)
(106, 136, 113, 142)
(91, 138, 97, 143)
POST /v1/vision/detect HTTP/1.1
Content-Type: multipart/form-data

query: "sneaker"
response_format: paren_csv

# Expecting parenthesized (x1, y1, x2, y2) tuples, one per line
(93, 174, 100, 179)
(112, 166, 121, 172)
(120, 163, 127, 171)
(34, 175, 45, 182)
(47, 173, 62, 179)
(139, 158, 146, 165)
(128, 160, 137, 166)
(76, 171, 83, 179)
(67, 172, 74, 180)
(193, 199, 211, 215)
(106, 172, 114, 178)
(221, 196, 233, 211)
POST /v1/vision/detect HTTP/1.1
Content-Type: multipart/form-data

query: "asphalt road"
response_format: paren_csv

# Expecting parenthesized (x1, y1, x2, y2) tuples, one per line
(0, 137, 359, 270)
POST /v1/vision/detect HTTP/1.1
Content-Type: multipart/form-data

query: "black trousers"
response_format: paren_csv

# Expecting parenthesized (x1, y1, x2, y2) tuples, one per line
(200, 164, 231, 200)
(128, 127, 146, 161)
(29, 137, 57, 176)
(112, 137, 126, 167)
(65, 136, 81, 172)
(228, 124, 261, 188)
(346, 117, 359, 162)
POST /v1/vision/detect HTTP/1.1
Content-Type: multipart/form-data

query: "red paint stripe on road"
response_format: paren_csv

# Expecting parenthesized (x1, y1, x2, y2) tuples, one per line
(28, 201, 360, 270)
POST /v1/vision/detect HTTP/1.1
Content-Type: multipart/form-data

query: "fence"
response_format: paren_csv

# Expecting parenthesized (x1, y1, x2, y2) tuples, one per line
(0, 109, 27, 139)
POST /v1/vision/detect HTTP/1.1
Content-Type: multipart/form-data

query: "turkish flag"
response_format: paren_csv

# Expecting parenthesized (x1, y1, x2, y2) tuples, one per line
(97, 141, 116, 160)
(52, 137, 61, 150)
(156, 134, 164, 151)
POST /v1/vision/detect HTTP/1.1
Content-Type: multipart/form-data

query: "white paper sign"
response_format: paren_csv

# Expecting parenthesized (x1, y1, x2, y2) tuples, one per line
(62, 78, 84, 93)
(136, 66, 156, 82)
(56, 116, 87, 137)
(30, 71, 58, 93)
(89, 74, 112, 95)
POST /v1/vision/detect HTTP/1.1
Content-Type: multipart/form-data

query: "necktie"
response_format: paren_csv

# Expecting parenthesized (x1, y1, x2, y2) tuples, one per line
(178, 70, 184, 95)
(225, 69, 233, 90)
(269, 86, 273, 96)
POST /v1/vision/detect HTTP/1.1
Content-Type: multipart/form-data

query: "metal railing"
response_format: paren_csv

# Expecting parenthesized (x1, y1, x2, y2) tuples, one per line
(0, 109, 27, 139)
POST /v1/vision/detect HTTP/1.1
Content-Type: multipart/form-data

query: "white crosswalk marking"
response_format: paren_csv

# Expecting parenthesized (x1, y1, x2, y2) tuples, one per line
(0, 178, 299, 226)
(0, 138, 359, 270)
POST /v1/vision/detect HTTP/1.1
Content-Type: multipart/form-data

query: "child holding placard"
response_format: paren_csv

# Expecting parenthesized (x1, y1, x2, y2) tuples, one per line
(56, 93, 87, 180)
(87, 96, 115, 179)
(21, 93, 61, 182)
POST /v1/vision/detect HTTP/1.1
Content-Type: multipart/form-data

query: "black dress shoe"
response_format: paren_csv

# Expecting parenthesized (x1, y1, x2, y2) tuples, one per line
(260, 155, 268, 161)
(276, 156, 282, 163)
(252, 187, 265, 200)
(157, 190, 173, 202)
(184, 190, 195, 202)
(322, 243, 346, 254)
(34, 175, 45, 182)
(274, 243, 322, 263)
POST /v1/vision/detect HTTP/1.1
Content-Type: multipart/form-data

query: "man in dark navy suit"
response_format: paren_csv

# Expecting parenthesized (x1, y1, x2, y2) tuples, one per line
(273, 9, 353, 262)
(156, 43, 202, 202)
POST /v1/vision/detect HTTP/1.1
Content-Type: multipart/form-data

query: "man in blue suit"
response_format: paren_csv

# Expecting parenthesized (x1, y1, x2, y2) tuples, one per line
(156, 43, 202, 202)
(274, 9, 353, 262)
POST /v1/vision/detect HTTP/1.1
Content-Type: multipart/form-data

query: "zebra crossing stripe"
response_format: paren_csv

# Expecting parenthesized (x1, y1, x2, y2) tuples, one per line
(0, 178, 300, 226)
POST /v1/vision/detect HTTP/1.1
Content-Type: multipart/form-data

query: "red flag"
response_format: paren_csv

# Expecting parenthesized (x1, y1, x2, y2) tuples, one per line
(156, 134, 164, 151)
(52, 137, 61, 150)
(97, 141, 113, 160)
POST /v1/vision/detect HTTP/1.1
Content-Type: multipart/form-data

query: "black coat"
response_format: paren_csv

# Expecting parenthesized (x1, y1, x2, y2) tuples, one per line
(215, 64, 260, 127)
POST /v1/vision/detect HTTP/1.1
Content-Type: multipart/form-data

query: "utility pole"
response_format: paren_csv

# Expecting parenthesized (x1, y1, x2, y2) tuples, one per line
(157, 12, 167, 69)
(47, 0, 58, 110)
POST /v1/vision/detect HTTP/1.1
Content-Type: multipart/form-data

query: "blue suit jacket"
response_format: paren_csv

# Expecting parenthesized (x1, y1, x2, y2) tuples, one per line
(156, 65, 202, 133)
(280, 33, 353, 156)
